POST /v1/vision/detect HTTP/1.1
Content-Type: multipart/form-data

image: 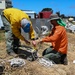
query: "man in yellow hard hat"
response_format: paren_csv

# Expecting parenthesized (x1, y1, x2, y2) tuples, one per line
(1, 8, 36, 56)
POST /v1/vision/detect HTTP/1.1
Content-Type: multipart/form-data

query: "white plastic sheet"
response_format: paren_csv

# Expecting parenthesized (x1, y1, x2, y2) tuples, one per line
(73, 60, 75, 64)
(8, 58, 26, 67)
(39, 58, 55, 67)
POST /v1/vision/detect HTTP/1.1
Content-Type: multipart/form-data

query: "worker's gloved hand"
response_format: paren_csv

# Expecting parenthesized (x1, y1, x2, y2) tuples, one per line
(34, 39, 43, 46)
(39, 39, 43, 44)
(36, 39, 43, 44)
(32, 40, 36, 47)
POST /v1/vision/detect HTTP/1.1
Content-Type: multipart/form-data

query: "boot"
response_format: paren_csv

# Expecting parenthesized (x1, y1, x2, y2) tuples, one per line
(13, 47, 19, 54)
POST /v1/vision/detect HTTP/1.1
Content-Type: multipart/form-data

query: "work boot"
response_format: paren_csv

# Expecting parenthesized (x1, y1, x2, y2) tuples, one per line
(13, 47, 19, 54)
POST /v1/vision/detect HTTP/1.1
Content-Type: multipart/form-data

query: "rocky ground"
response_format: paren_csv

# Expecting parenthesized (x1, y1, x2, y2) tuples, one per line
(0, 31, 75, 75)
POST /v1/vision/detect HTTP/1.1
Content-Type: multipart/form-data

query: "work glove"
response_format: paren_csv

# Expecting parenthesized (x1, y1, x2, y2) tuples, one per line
(31, 40, 37, 50)
(31, 38, 37, 47)
(32, 40, 36, 47)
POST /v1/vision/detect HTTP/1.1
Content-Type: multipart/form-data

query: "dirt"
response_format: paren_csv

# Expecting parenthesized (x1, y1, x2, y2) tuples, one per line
(0, 32, 75, 75)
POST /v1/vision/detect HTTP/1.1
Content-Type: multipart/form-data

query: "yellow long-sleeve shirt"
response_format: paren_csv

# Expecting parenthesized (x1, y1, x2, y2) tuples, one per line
(3, 8, 35, 41)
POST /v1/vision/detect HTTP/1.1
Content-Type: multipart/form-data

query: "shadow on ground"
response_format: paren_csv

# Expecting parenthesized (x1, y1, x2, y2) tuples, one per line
(18, 48, 31, 59)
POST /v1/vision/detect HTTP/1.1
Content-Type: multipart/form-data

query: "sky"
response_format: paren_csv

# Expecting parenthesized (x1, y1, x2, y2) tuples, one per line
(12, 0, 75, 16)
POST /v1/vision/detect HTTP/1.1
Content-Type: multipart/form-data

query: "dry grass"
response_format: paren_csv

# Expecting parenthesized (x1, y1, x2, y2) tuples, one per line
(0, 30, 5, 42)
(0, 31, 75, 75)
